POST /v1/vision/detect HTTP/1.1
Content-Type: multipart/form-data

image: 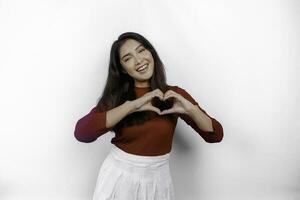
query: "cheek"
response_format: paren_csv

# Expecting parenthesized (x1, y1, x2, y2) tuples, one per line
(122, 59, 134, 71)
(145, 52, 154, 60)
(122, 61, 136, 75)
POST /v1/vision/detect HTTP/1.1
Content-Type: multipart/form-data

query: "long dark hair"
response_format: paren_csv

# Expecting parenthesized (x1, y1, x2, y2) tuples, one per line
(96, 32, 175, 133)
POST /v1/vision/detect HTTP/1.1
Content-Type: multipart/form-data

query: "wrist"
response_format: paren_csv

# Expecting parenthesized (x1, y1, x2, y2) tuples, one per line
(124, 100, 137, 114)
(186, 104, 198, 116)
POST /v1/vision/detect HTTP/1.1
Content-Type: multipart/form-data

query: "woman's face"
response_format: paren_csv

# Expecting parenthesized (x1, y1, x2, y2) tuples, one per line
(119, 39, 154, 87)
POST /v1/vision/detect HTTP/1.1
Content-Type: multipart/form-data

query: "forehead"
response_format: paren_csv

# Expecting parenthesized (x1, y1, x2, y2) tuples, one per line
(119, 39, 142, 55)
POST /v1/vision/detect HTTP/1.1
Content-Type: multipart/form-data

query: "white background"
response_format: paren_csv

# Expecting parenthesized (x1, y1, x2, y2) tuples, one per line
(0, 0, 299, 199)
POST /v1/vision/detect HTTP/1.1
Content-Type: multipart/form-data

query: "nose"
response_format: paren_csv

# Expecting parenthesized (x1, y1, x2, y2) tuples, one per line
(135, 54, 143, 65)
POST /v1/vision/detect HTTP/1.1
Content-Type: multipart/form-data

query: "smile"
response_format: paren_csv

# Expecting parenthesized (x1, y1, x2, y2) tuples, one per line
(137, 64, 148, 72)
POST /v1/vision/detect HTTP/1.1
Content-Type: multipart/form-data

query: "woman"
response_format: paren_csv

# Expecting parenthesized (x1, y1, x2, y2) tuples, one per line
(74, 32, 224, 200)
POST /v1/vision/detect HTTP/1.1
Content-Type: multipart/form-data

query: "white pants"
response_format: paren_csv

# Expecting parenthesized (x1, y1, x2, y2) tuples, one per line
(92, 145, 175, 200)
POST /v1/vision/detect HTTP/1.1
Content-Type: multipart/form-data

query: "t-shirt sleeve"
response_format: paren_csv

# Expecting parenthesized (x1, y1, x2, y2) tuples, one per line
(74, 104, 112, 143)
(175, 86, 224, 143)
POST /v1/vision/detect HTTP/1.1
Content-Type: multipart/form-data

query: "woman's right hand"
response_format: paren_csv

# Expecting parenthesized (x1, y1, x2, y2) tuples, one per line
(131, 89, 164, 115)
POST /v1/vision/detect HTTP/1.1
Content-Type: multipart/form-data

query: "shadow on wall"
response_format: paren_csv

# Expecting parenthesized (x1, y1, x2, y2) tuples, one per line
(171, 126, 205, 199)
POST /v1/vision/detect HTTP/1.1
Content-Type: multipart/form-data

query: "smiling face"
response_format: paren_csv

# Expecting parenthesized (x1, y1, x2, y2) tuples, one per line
(119, 39, 155, 88)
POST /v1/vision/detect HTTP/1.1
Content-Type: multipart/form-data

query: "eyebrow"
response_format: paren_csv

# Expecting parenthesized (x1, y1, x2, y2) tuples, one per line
(121, 44, 143, 60)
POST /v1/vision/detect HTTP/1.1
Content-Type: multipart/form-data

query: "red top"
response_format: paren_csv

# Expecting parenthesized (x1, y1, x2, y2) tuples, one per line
(74, 85, 223, 156)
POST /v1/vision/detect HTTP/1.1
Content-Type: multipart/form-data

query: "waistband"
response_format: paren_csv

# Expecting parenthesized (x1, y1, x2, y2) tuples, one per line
(109, 145, 170, 168)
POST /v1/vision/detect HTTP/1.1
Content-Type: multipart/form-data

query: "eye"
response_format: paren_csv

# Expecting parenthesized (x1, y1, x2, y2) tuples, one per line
(124, 57, 131, 62)
(138, 48, 145, 53)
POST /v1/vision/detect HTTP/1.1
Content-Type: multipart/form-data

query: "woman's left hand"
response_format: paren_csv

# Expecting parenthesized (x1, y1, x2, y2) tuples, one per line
(160, 90, 196, 115)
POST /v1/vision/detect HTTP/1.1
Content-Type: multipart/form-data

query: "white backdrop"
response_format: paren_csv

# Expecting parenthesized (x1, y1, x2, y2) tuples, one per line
(0, 0, 299, 199)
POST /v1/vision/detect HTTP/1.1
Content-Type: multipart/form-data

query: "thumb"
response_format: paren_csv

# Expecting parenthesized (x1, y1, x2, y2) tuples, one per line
(148, 106, 161, 115)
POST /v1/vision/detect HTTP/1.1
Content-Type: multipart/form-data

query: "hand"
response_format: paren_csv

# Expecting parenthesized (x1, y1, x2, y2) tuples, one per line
(132, 89, 164, 115)
(132, 89, 196, 115)
(159, 89, 195, 115)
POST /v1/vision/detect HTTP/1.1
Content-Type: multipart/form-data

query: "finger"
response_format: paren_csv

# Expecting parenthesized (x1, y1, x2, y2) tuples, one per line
(163, 93, 180, 101)
(159, 94, 164, 100)
(154, 93, 163, 101)
(160, 108, 175, 115)
(148, 106, 161, 115)
(154, 89, 164, 100)
(158, 90, 164, 100)
(163, 90, 175, 100)
(147, 93, 163, 101)
(159, 91, 164, 101)
(144, 93, 156, 102)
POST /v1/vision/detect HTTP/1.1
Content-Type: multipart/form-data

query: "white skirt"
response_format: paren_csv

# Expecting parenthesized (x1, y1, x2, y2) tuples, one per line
(92, 145, 176, 200)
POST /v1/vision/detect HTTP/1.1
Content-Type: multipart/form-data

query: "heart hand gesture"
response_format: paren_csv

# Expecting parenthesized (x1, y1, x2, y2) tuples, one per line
(132, 89, 195, 115)
(133, 89, 164, 115)
(159, 89, 195, 115)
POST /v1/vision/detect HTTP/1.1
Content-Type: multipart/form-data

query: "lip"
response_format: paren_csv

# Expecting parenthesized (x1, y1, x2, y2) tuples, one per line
(136, 63, 149, 71)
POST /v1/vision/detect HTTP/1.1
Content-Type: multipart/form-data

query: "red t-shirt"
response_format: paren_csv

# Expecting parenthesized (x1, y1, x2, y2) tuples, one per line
(74, 85, 223, 156)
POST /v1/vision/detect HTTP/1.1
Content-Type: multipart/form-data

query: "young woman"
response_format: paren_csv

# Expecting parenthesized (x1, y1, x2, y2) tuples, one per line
(74, 32, 224, 200)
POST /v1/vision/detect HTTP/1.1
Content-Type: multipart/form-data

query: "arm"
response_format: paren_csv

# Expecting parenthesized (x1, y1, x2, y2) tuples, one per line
(175, 86, 224, 143)
(74, 100, 135, 143)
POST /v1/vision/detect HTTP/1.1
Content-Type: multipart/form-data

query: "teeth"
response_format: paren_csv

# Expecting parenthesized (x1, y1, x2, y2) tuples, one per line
(137, 64, 148, 72)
